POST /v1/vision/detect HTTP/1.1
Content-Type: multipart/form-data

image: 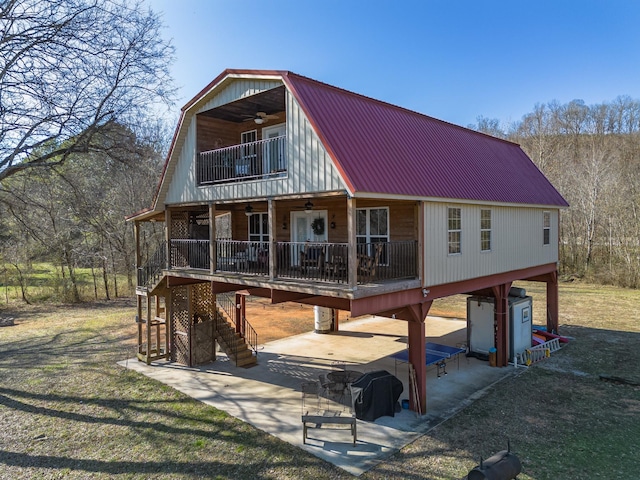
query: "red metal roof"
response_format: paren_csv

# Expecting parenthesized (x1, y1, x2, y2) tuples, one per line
(283, 72, 569, 207)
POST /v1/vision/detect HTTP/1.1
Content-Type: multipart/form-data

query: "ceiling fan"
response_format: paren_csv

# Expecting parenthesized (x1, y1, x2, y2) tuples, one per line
(292, 200, 315, 214)
(243, 111, 279, 124)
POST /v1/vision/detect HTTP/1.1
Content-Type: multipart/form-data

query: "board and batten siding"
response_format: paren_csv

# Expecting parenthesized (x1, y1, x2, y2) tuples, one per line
(164, 82, 346, 205)
(423, 202, 559, 286)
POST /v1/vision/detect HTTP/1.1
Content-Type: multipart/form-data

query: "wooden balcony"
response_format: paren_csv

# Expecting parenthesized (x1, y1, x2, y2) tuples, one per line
(196, 135, 287, 185)
(165, 239, 418, 287)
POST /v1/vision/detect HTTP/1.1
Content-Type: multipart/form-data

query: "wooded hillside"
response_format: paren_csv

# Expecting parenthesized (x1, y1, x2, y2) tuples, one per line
(473, 97, 640, 288)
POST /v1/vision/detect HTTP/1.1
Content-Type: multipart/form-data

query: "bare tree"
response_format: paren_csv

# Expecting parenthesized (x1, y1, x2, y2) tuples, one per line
(0, 0, 175, 181)
(468, 116, 506, 139)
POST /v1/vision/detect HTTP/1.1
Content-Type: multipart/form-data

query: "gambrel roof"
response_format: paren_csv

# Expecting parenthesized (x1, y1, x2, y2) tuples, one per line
(133, 69, 567, 220)
(284, 72, 568, 207)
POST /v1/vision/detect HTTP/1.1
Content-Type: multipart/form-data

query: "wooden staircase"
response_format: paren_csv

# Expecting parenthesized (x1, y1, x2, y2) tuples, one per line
(136, 245, 258, 368)
(214, 313, 257, 368)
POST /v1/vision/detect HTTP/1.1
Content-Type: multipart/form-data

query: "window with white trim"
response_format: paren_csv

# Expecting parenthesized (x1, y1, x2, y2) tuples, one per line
(448, 207, 461, 255)
(248, 212, 269, 243)
(356, 207, 389, 263)
(480, 209, 491, 252)
(543, 211, 551, 245)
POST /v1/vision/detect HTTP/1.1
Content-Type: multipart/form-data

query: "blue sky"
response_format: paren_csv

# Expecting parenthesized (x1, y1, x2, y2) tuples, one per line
(150, 0, 640, 129)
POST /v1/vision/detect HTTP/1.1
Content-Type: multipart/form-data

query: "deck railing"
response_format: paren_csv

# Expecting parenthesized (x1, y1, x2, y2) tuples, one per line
(170, 239, 210, 270)
(197, 135, 287, 185)
(216, 239, 269, 275)
(275, 242, 349, 283)
(167, 239, 418, 285)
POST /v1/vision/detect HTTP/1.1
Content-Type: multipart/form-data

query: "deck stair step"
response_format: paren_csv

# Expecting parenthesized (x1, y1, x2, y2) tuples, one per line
(214, 315, 257, 368)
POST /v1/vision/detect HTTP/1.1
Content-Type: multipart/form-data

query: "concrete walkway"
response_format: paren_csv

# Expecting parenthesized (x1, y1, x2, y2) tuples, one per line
(119, 315, 514, 476)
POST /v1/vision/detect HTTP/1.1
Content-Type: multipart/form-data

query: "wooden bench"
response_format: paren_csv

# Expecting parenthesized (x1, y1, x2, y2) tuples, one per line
(302, 411, 357, 446)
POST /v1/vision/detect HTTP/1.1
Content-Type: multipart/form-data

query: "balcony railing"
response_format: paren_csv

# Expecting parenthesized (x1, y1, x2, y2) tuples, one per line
(165, 239, 418, 285)
(197, 135, 287, 185)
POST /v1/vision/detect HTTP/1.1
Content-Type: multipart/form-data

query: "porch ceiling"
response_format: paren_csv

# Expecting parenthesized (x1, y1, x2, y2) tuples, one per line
(200, 85, 286, 123)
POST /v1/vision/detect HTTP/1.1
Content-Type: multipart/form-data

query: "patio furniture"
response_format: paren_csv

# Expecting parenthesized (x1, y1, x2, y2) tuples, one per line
(324, 254, 347, 280)
(301, 380, 357, 446)
(357, 243, 383, 282)
(300, 245, 325, 273)
(326, 369, 363, 406)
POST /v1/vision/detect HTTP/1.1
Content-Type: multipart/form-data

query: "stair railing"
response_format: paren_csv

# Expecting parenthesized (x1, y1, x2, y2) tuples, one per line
(214, 292, 259, 365)
(137, 242, 167, 288)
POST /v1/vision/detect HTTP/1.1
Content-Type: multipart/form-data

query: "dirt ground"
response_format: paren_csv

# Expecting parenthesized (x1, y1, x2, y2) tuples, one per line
(242, 296, 461, 345)
(242, 296, 345, 344)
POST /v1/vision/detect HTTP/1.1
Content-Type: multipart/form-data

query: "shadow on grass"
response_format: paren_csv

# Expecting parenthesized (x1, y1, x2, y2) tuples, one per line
(0, 449, 325, 478)
(0, 386, 243, 442)
(0, 450, 232, 475)
(0, 327, 134, 368)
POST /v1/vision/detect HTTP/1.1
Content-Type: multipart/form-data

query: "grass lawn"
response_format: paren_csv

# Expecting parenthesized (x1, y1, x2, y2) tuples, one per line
(1, 281, 639, 479)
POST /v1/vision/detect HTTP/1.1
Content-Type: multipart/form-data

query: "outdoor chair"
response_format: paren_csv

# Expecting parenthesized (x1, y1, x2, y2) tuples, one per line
(357, 243, 383, 282)
(300, 245, 325, 274)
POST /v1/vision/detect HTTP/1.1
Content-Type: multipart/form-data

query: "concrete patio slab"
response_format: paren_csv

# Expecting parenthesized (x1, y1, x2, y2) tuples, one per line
(119, 315, 515, 476)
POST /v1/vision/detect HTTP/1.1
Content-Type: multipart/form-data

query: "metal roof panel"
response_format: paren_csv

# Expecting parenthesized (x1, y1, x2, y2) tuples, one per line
(284, 73, 568, 207)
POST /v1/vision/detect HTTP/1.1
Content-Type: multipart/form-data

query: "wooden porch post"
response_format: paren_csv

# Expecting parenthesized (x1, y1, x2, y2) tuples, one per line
(235, 292, 245, 335)
(209, 204, 216, 274)
(417, 201, 424, 284)
(407, 301, 432, 414)
(165, 209, 172, 270)
(268, 199, 276, 280)
(165, 289, 172, 361)
(347, 197, 357, 288)
(146, 294, 152, 365)
(492, 282, 512, 367)
(137, 295, 143, 354)
(547, 270, 559, 333)
(408, 320, 426, 412)
(134, 221, 141, 271)
(187, 285, 193, 367)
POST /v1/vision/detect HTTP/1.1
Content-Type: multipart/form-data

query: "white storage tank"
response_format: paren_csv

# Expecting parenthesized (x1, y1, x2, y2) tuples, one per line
(467, 293, 532, 362)
(314, 306, 335, 333)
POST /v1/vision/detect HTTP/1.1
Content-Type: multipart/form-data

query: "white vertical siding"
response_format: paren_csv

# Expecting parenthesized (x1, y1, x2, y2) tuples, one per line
(423, 202, 559, 286)
(164, 83, 347, 205)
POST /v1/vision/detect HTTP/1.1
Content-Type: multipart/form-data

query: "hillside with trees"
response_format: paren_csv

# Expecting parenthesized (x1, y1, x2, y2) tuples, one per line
(473, 97, 640, 288)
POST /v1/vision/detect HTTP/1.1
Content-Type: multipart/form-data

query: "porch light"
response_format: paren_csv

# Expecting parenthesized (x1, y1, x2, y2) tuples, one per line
(245, 204, 253, 216)
(304, 201, 313, 214)
(254, 117, 264, 125)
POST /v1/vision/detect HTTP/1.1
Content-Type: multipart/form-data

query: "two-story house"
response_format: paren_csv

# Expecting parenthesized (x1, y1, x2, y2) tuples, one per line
(127, 69, 568, 413)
